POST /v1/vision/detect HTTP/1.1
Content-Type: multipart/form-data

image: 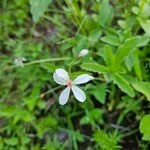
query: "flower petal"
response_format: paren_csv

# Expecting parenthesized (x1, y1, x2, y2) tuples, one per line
(59, 87, 70, 105)
(72, 86, 86, 102)
(55, 68, 69, 81)
(53, 72, 66, 85)
(73, 74, 94, 85)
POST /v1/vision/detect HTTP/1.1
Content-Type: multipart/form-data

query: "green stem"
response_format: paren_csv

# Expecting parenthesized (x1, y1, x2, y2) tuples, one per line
(5, 57, 71, 70)
(68, 55, 79, 75)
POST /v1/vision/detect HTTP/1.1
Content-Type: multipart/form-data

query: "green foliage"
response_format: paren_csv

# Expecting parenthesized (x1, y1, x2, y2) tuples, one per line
(132, 81, 150, 101)
(140, 115, 150, 141)
(81, 63, 108, 73)
(91, 84, 106, 104)
(101, 35, 120, 46)
(112, 74, 135, 97)
(98, 0, 114, 26)
(93, 130, 121, 150)
(30, 0, 52, 23)
(114, 37, 138, 65)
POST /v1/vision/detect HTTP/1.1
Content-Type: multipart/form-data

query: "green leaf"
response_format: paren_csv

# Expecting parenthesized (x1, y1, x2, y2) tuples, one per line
(133, 52, 142, 80)
(113, 74, 135, 97)
(101, 35, 120, 46)
(5, 137, 19, 146)
(74, 130, 84, 142)
(114, 37, 138, 65)
(132, 81, 150, 101)
(73, 35, 88, 55)
(140, 19, 150, 37)
(80, 115, 91, 125)
(140, 114, 150, 141)
(30, 0, 52, 23)
(135, 36, 150, 47)
(98, 0, 114, 26)
(103, 45, 114, 67)
(93, 130, 120, 150)
(41, 63, 57, 72)
(88, 29, 102, 46)
(81, 63, 108, 73)
(37, 116, 57, 137)
(92, 84, 106, 104)
(124, 54, 134, 71)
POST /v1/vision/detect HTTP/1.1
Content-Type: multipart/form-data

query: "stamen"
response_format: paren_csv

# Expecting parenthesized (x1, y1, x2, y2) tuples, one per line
(67, 80, 72, 87)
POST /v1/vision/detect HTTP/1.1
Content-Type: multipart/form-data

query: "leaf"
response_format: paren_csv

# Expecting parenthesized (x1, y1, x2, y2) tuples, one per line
(132, 81, 150, 101)
(4, 137, 19, 146)
(81, 63, 108, 73)
(88, 29, 102, 46)
(30, 0, 52, 23)
(103, 45, 114, 67)
(41, 63, 57, 72)
(74, 130, 84, 142)
(101, 35, 120, 46)
(80, 116, 90, 125)
(80, 109, 103, 125)
(113, 74, 135, 97)
(124, 54, 134, 71)
(114, 37, 138, 65)
(135, 36, 150, 47)
(140, 19, 150, 36)
(93, 130, 120, 150)
(98, 0, 114, 26)
(92, 84, 106, 104)
(37, 116, 57, 137)
(140, 114, 150, 141)
(73, 35, 88, 55)
(133, 52, 142, 80)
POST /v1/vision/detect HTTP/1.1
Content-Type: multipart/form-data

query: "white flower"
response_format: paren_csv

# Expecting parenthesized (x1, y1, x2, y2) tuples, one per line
(53, 68, 94, 105)
(79, 49, 89, 57)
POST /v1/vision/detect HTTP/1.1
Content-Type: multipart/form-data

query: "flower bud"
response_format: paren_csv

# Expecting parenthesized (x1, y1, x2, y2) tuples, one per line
(79, 49, 89, 57)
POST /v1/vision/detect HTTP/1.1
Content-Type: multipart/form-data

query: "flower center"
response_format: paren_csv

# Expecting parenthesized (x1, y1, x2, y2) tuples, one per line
(66, 80, 72, 87)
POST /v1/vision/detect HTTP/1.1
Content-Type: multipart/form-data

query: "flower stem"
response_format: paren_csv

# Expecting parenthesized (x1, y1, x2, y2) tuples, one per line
(68, 55, 79, 76)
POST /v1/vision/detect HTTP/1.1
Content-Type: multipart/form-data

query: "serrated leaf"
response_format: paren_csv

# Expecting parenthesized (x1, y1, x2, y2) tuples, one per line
(140, 114, 150, 141)
(30, 0, 52, 23)
(81, 63, 108, 73)
(114, 37, 138, 65)
(132, 81, 150, 101)
(113, 73, 135, 97)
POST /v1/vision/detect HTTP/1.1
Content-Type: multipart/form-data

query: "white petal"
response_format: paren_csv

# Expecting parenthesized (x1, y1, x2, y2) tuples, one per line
(59, 87, 70, 105)
(55, 68, 69, 81)
(71, 86, 86, 102)
(73, 74, 94, 85)
(53, 73, 67, 85)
